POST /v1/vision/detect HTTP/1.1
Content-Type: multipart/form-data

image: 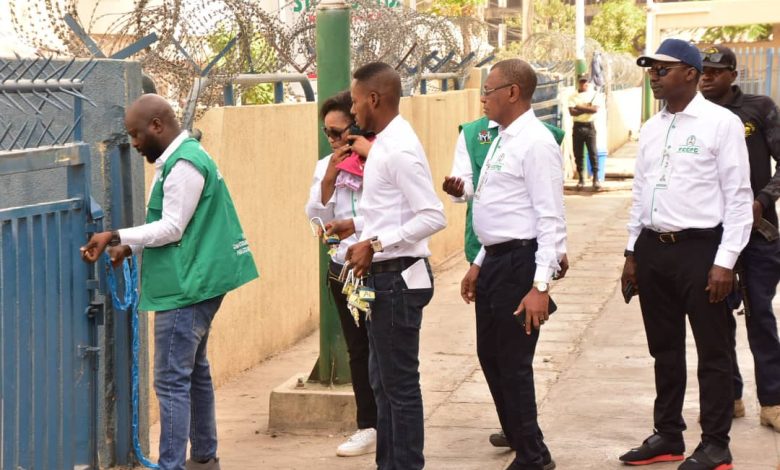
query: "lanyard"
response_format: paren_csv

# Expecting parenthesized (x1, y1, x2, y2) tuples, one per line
(474, 135, 502, 200)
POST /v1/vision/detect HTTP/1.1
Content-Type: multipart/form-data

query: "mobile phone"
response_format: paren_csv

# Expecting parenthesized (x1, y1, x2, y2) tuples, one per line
(349, 124, 375, 139)
(622, 281, 637, 304)
(515, 297, 558, 325)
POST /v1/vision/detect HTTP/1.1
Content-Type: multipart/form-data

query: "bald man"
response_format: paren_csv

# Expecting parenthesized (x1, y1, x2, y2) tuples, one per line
(327, 62, 446, 470)
(460, 59, 565, 470)
(81, 94, 258, 470)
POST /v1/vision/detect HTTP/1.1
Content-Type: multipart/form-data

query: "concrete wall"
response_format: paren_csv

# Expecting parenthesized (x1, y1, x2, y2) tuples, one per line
(606, 87, 642, 154)
(144, 89, 483, 420)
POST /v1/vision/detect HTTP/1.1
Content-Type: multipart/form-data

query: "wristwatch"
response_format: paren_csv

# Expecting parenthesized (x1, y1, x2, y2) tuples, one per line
(533, 281, 549, 293)
(624, 249, 634, 258)
(109, 230, 121, 247)
(370, 236, 384, 253)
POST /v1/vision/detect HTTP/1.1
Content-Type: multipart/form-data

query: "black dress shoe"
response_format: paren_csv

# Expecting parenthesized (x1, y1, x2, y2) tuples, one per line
(489, 431, 512, 448)
(504, 457, 555, 470)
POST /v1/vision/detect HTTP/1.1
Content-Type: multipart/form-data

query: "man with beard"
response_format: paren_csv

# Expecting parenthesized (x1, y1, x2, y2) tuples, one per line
(620, 39, 752, 470)
(81, 94, 258, 470)
(699, 44, 780, 433)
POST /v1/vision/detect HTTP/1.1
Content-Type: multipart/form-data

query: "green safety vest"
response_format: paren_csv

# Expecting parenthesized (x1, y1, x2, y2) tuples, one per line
(139, 138, 259, 311)
(459, 117, 564, 263)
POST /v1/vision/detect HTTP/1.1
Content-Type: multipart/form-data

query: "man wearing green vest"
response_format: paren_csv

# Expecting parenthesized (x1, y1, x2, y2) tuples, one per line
(81, 94, 258, 470)
(443, 115, 567, 262)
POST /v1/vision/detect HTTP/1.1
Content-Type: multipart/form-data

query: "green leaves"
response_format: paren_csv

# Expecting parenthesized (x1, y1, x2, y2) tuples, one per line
(586, 0, 645, 54)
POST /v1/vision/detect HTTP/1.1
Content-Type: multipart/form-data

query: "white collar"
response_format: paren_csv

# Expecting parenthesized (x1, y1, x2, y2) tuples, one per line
(154, 130, 190, 169)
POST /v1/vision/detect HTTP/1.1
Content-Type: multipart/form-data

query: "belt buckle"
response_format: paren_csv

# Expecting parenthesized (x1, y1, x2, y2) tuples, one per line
(659, 232, 676, 244)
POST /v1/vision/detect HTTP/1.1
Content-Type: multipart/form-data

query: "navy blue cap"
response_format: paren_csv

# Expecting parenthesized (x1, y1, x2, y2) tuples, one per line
(637, 38, 703, 72)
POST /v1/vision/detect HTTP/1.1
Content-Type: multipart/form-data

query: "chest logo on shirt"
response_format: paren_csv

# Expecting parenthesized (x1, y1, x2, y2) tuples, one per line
(744, 121, 756, 138)
(478, 129, 492, 144)
(677, 135, 701, 155)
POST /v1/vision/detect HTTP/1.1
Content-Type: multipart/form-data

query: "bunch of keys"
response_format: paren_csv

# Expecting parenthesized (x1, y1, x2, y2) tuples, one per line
(309, 217, 340, 257)
(341, 267, 376, 325)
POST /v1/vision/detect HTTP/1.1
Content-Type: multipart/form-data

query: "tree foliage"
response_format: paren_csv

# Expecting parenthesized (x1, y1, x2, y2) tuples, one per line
(505, 0, 575, 36)
(700, 24, 772, 43)
(424, 0, 485, 17)
(206, 26, 276, 105)
(586, 0, 645, 54)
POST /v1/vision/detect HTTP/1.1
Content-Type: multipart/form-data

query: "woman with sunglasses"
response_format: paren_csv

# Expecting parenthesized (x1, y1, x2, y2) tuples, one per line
(305, 90, 377, 457)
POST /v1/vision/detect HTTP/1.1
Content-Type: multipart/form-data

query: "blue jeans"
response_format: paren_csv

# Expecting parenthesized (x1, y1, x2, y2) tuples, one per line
(365, 263, 433, 470)
(154, 295, 224, 470)
(730, 234, 780, 406)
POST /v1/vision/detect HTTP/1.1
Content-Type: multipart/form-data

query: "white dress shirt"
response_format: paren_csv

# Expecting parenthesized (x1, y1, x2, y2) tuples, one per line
(451, 119, 568, 264)
(305, 154, 363, 264)
(359, 115, 447, 261)
(626, 93, 753, 269)
(469, 109, 566, 283)
(119, 131, 205, 253)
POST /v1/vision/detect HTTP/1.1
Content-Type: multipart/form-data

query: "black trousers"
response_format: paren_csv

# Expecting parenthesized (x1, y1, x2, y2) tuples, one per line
(475, 243, 550, 469)
(572, 122, 598, 181)
(328, 261, 377, 430)
(634, 230, 733, 447)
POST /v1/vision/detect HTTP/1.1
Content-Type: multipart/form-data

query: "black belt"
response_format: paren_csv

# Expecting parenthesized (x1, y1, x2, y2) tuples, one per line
(370, 256, 422, 274)
(573, 122, 595, 127)
(484, 239, 536, 256)
(643, 226, 722, 244)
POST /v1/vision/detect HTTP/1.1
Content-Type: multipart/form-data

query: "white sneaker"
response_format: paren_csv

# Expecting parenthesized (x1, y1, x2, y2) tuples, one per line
(336, 428, 377, 457)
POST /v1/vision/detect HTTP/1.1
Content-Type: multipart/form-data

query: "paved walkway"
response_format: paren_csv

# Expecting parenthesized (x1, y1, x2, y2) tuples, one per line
(149, 190, 779, 469)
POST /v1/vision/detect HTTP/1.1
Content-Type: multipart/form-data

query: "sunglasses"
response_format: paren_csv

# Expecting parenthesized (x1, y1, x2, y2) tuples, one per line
(482, 83, 515, 97)
(700, 51, 736, 70)
(322, 124, 353, 140)
(646, 64, 690, 77)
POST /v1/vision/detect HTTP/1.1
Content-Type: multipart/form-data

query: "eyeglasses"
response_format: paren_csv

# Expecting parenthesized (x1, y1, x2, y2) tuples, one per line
(646, 64, 689, 77)
(482, 83, 515, 97)
(322, 124, 352, 140)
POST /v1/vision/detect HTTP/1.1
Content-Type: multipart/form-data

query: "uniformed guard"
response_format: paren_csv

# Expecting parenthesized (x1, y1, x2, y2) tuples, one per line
(699, 44, 780, 433)
(620, 39, 753, 470)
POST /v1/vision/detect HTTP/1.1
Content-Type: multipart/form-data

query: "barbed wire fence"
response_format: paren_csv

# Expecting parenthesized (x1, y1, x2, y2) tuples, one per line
(7, 0, 491, 119)
(508, 32, 643, 90)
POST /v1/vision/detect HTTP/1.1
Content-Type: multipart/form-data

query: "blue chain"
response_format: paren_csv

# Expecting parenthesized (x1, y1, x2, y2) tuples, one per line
(104, 253, 160, 469)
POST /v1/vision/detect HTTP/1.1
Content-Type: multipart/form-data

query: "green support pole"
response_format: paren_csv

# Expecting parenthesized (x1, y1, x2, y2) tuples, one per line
(575, 59, 587, 78)
(309, 0, 352, 386)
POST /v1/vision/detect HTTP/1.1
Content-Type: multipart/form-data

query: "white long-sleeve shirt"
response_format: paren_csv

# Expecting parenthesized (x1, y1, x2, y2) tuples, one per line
(450, 120, 568, 264)
(626, 93, 753, 269)
(119, 131, 205, 252)
(305, 154, 363, 264)
(359, 115, 447, 261)
(470, 109, 566, 283)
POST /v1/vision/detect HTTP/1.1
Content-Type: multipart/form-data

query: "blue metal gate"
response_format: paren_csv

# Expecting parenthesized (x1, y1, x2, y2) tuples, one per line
(732, 46, 780, 104)
(0, 57, 101, 470)
(0, 144, 100, 470)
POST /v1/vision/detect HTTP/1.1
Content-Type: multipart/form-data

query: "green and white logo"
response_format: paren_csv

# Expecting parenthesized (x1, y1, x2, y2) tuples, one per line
(677, 135, 700, 154)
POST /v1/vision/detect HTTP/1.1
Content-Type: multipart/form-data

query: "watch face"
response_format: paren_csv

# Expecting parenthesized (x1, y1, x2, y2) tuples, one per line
(536, 282, 548, 292)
